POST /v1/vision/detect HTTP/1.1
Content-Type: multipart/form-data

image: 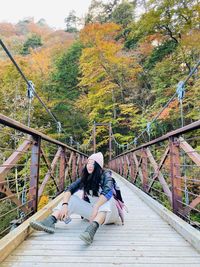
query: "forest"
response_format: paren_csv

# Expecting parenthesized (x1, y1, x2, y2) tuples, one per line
(0, 0, 199, 155)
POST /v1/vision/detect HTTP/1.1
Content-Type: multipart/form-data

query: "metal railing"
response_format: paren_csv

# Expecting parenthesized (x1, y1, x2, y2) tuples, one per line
(0, 114, 88, 238)
(109, 120, 200, 229)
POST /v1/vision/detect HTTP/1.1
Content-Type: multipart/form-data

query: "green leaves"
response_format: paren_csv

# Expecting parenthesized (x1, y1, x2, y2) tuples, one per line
(21, 34, 42, 55)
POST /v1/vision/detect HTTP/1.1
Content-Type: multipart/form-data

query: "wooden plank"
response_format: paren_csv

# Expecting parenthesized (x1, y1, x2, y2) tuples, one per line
(12, 249, 200, 257)
(2, 263, 200, 267)
(3, 255, 200, 264)
(113, 172, 200, 253)
(16, 240, 191, 246)
(16, 244, 199, 254)
(1, 262, 199, 267)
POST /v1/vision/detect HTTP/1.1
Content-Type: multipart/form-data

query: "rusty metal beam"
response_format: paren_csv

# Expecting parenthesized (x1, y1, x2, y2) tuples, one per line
(65, 151, 74, 183)
(146, 147, 172, 203)
(71, 153, 77, 181)
(169, 137, 182, 215)
(38, 147, 61, 198)
(0, 138, 32, 181)
(40, 148, 59, 190)
(184, 195, 200, 215)
(0, 184, 28, 213)
(29, 137, 41, 212)
(59, 147, 66, 192)
(141, 148, 148, 192)
(132, 153, 143, 183)
(179, 137, 200, 166)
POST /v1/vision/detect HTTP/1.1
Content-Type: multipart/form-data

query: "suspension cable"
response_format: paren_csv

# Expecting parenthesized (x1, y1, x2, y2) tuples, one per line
(0, 39, 60, 127)
(111, 59, 200, 151)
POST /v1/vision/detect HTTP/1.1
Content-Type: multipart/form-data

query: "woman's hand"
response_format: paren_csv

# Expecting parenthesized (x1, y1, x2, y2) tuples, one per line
(89, 205, 99, 223)
(60, 205, 68, 221)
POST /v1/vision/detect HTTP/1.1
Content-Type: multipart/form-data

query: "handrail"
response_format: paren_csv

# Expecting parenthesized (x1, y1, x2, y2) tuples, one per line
(0, 113, 87, 157)
(112, 120, 200, 159)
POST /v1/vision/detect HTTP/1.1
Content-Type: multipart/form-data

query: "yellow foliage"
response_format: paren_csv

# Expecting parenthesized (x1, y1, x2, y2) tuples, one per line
(77, 22, 142, 125)
(38, 195, 49, 210)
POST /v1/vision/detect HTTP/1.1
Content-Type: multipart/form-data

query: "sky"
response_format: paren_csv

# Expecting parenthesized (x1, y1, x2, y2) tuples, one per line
(0, 0, 95, 29)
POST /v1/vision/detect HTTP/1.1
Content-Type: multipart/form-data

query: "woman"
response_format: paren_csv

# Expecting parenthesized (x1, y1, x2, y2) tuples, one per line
(30, 152, 119, 245)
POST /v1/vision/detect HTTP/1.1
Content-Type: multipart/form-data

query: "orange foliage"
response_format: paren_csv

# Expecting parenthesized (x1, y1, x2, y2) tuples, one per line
(159, 99, 179, 120)
(44, 30, 75, 51)
(80, 23, 121, 46)
(27, 22, 53, 37)
(0, 23, 18, 37)
(136, 34, 166, 59)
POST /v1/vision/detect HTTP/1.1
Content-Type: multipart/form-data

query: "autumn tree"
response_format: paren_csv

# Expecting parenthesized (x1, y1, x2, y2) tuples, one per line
(77, 22, 142, 152)
(84, 0, 120, 24)
(111, 1, 136, 27)
(65, 10, 78, 33)
(21, 34, 42, 55)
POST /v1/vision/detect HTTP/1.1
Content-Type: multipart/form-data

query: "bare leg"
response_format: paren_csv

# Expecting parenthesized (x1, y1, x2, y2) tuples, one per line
(93, 211, 106, 225)
(52, 210, 62, 220)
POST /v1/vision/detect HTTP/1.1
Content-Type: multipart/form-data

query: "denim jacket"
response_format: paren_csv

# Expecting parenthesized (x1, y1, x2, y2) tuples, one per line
(64, 169, 113, 200)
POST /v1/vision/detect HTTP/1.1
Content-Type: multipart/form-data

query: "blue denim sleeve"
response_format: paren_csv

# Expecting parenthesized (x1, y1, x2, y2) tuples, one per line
(64, 178, 81, 195)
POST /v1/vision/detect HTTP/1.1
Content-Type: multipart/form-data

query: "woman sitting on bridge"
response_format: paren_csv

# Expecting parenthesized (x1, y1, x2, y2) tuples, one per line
(30, 152, 119, 245)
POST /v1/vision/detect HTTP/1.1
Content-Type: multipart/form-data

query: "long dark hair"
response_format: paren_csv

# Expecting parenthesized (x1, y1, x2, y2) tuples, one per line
(80, 162, 103, 196)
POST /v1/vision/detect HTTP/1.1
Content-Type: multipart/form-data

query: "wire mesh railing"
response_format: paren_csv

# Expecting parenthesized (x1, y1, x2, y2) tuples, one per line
(109, 120, 200, 229)
(0, 113, 88, 238)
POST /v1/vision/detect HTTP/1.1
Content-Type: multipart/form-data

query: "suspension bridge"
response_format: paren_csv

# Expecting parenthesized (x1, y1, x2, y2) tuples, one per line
(0, 40, 200, 266)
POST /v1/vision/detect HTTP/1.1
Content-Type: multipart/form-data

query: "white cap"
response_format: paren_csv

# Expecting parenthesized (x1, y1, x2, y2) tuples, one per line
(88, 152, 104, 169)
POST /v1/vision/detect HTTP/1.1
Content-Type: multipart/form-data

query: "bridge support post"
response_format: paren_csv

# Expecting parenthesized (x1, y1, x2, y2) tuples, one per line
(29, 136, 41, 212)
(128, 153, 134, 182)
(123, 155, 128, 178)
(59, 147, 65, 192)
(169, 137, 183, 215)
(71, 152, 77, 181)
(141, 148, 148, 192)
(109, 122, 112, 161)
(93, 122, 96, 153)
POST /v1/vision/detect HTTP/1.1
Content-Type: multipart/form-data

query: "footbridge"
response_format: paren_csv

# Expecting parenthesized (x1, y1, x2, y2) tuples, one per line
(0, 114, 200, 266)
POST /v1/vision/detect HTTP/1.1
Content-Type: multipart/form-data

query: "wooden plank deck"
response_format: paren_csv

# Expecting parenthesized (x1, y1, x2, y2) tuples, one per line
(1, 173, 200, 267)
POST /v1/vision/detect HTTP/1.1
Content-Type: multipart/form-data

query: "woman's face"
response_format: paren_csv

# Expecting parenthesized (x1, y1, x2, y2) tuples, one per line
(86, 159, 95, 174)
